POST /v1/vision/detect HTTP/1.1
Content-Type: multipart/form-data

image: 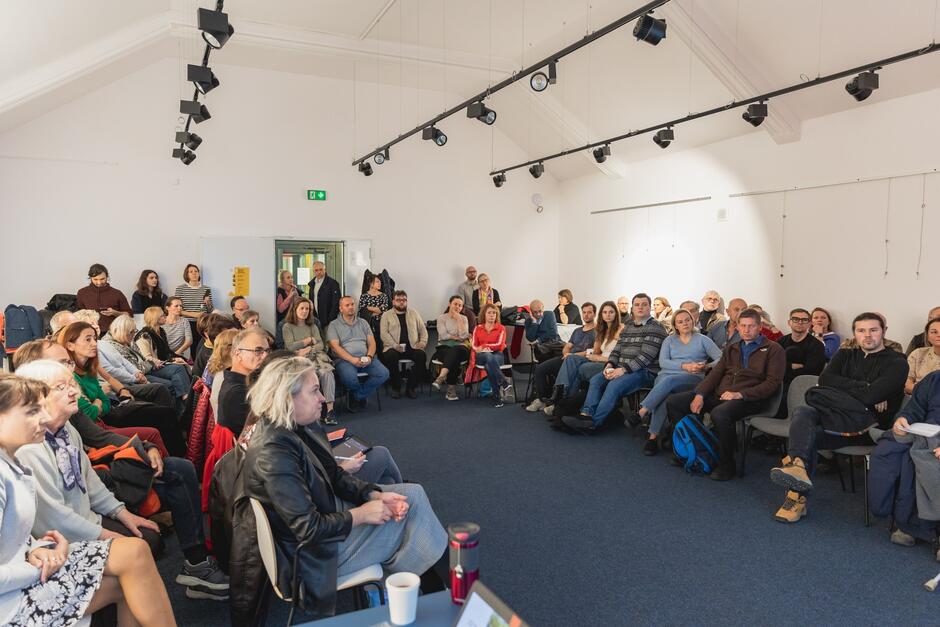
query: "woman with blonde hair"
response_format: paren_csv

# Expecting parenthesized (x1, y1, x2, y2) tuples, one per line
(471, 274, 501, 315)
(653, 297, 674, 331)
(101, 314, 189, 406)
(276, 270, 300, 325)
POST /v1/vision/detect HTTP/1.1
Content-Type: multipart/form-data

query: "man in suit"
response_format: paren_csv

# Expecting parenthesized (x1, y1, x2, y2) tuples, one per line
(307, 261, 341, 327)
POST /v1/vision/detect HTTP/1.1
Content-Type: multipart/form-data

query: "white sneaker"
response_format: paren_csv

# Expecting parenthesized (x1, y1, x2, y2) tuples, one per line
(445, 385, 459, 401)
(526, 398, 545, 412)
(543, 405, 554, 416)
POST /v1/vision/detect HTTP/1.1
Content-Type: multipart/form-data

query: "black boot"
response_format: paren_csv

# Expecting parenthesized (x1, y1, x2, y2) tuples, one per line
(549, 384, 564, 404)
(419, 550, 450, 593)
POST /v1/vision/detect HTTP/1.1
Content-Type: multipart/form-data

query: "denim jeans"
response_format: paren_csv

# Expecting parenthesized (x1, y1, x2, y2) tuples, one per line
(334, 358, 390, 400)
(556, 355, 588, 395)
(641, 372, 703, 436)
(147, 363, 190, 398)
(580, 368, 655, 426)
(475, 352, 508, 388)
(153, 456, 204, 551)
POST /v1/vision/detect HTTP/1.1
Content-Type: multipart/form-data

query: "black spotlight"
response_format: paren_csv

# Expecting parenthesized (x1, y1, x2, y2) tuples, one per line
(188, 64, 219, 95)
(180, 100, 210, 124)
(175, 131, 202, 150)
(529, 163, 544, 179)
(845, 71, 879, 102)
(530, 62, 557, 92)
(422, 126, 447, 146)
(198, 8, 235, 49)
(358, 162, 373, 176)
(653, 128, 674, 149)
(592, 145, 611, 164)
(493, 173, 507, 188)
(742, 102, 768, 127)
(467, 102, 497, 125)
(172, 148, 196, 165)
(634, 13, 667, 45)
(374, 148, 389, 165)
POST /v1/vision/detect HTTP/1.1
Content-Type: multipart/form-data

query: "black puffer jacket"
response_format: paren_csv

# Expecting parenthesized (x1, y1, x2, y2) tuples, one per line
(243, 420, 380, 618)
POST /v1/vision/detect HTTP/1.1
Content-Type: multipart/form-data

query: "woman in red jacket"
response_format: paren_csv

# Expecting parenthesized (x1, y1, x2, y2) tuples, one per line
(466, 303, 513, 407)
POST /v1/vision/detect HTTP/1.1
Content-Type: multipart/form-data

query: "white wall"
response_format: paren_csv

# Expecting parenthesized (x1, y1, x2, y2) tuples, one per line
(558, 87, 940, 344)
(0, 58, 561, 322)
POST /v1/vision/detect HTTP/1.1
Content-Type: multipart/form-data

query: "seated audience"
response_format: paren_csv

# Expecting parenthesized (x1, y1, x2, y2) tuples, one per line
(193, 313, 238, 378)
(230, 296, 249, 329)
(906, 306, 940, 355)
(73, 309, 102, 336)
(219, 329, 271, 437)
(707, 297, 746, 349)
(136, 306, 191, 367)
(162, 296, 194, 359)
(699, 291, 726, 334)
(59, 322, 186, 456)
(175, 263, 213, 345)
(49, 310, 77, 340)
(0, 374, 177, 626)
(75, 263, 132, 335)
(432, 296, 472, 401)
(564, 294, 667, 433)
(548, 301, 623, 412)
(466, 303, 513, 408)
(679, 300, 701, 329)
(15, 360, 229, 598)
(281, 299, 337, 423)
(276, 270, 301, 325)
(207, 329, 239, 418)
(632, 309, 722, 455)
(527, 302, 595, 412)
(653, 296, 673, 332)
(810, 306, 841, 360)
(666, 308, 785, 481)
(471, 273, 501, 315)
(457, 266, 479, 307)
(358, 276, 389, 347)
(839, 313, 904, 353)
(770, 312, 908, 522)
(326, 297, 390, 411)
(616, 296, 631, 323)
(242, 309, 261, 329)
(749, 305, 784, 341)
(554, 289, 582, 325)
(242, 357, 448, 619)
(379, 291, 429, 400)
(525, 300, 563, 362)
(906, 317, 940, 394)
(775, 308, 827, 417)
(131, 269, 167, 314)
(98, 315, 187, 410)
(871, 369, 940, 549)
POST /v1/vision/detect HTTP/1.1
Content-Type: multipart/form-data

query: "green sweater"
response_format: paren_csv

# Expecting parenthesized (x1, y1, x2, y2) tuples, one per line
(74, 370, 111, 420)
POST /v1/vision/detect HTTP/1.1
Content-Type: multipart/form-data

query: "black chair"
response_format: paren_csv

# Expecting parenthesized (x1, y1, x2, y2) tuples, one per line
(465, 348, 517, 403)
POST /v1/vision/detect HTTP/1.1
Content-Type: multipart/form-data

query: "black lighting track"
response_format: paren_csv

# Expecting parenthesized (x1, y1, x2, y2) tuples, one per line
(350, 0, 672, 167)
(175, 0, 226, 159)
(490, 41, 940, 176)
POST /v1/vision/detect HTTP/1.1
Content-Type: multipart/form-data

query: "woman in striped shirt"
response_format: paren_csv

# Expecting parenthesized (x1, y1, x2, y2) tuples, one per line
(162, 297, 193, 358)
(174, 264, 213, 345)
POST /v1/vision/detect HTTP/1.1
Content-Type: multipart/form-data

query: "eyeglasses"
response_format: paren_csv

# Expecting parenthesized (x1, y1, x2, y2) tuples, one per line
(50, 381, 77, 394)
(790, 317, 811, 323)
(237, 347, 271, 356)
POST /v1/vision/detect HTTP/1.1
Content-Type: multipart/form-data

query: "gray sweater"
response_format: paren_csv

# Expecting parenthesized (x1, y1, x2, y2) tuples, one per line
(15, 423, 123, 542)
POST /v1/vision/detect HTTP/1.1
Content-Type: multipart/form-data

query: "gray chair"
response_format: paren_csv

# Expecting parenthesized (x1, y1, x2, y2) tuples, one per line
(739, 375, 818, 476)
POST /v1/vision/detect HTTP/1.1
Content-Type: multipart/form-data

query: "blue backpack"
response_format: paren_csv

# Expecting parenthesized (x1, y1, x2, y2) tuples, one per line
(672, 414, 720, 474)
(3, 304, 43, 350)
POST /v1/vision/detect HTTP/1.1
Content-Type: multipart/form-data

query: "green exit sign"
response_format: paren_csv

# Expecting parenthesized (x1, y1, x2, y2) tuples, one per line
(307, 189, 327, 201)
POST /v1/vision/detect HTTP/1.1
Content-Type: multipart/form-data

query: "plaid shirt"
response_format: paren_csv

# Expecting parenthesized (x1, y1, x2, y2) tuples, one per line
(607, 316, 668, 373)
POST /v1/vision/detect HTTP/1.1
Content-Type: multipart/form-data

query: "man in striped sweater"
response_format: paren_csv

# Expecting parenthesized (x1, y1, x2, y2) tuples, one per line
(563, 293, 667, 433)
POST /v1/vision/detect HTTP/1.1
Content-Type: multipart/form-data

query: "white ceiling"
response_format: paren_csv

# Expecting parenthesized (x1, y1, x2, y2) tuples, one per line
(3, 0, 940, 180)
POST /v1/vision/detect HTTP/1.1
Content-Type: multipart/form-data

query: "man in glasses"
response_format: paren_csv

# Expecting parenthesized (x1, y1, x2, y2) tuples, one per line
(775, 308, 827, 418)
(219, 328, 271, 436)
(378, 290, 428, 399)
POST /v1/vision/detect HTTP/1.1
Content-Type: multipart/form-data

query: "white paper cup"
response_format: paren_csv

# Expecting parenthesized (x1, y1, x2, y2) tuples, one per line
(386, 572, 420, 625)
(399, 343, 406, 351)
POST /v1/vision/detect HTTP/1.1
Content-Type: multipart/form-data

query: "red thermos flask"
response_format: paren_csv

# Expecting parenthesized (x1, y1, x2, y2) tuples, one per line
(448, 522, 480, 605)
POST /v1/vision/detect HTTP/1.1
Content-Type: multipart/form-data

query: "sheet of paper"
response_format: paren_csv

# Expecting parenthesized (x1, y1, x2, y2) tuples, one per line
(902, 423, 940, 438)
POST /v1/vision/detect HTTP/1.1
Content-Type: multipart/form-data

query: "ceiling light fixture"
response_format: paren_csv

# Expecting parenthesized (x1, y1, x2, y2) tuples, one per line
(652, 127, 674, 149)
(422, 126, 448, 146)
(175, 131, 202, 150)
(742, 102, 768, 127)
(180, 100, 210, 124)
(374, 148, 389, 165)
(530, 62, 557, 92)
(358, 162, 373, 176)
(633, 13, 667, 45)
(467, 102, 497, 125)
(172, 148, 196, 165)
(845, 70, 879, 102)
(188, 64, 219, 95)
(493, 173, 506, 188)
(529, 163, 545, 179)
(198, 8, 235, 50)
(592, 145, 611, 163)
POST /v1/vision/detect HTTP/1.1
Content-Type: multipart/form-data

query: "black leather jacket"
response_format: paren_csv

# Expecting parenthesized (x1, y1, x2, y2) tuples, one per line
(243, 420, 380, 618)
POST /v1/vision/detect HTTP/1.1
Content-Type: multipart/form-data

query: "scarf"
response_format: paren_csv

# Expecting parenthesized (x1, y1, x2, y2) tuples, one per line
(45, 427, 86, 493)
(478, 287, 494, 308)
(103, 334, 152, 373)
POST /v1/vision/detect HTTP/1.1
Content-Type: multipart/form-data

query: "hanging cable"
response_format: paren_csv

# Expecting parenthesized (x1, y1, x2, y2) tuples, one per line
(883, 178, 892, 277)
(779, 191, 788, 278)
(916, 174, 928, 278)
